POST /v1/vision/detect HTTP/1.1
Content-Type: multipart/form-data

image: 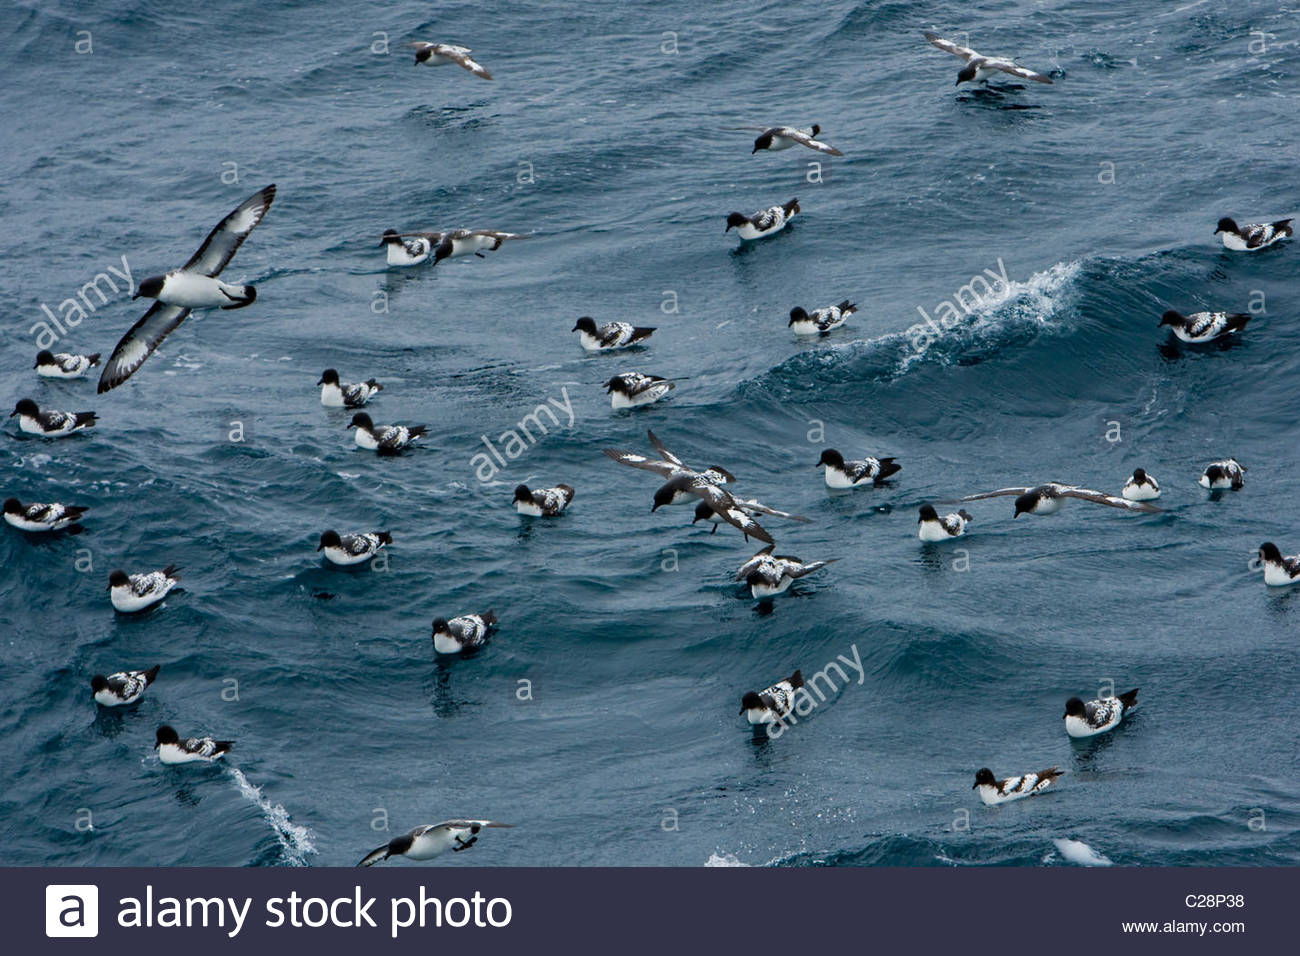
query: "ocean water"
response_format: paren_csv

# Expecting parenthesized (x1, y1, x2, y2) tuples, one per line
(2, 0, 1298, 867)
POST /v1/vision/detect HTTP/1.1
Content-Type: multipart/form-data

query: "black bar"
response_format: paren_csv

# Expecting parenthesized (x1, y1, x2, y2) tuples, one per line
(12, 867, 1283, 952)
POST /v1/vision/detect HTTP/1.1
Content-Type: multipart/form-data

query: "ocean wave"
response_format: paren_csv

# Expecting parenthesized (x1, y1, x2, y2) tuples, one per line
(745, 259, 1083, 397)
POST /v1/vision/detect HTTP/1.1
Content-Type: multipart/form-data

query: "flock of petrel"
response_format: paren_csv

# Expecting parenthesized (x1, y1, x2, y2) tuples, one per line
(7, 29, 1298, 863)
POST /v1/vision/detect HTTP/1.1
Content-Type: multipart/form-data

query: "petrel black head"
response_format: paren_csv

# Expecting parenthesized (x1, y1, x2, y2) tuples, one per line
(431, 617, 449, 635)
(1215, 217, 1238, 235)
(108, 569, 130, 588)
(1204, 464, 1225, 482)
(809, 124, 821, 137)
(513, 484, 531, 502)
(1158, 309, 1183, 328)
(317, 368, 339, 386)
(1063, 697, 1086, 718)
(155, 725, 179, 747)
(348, 412, 373, 430)
(788, 307, 809, 326)
(739, 691, 764, 714)
(379, 229, 402, 247)
(1012, 492, 1037, 518)
(650, 483, 679, 512)
(90, 674, 109, 692)
(432, 237, 454, 263)
(918, 504, 939, 521)
(1259, 542, 1283, 564)
(3, 498, 22, 514)
(956, 63, 977, 85)
(752, 131, 774, 153)
(603, 376, 627, 394)
(572, 316, 597, 334)
(34, 350, 55, 367)
(816, 448, 844, 469)
(388, 831, 416, 856)
(692, 500, 713, 524)
(317, 529, 341, 550)
(134, 275, 165, 300)
(1131, 468, 1148, 482)
(11, 398, 39, 418)
(725, 212, 748, 232)
(973, 767, 996, 788)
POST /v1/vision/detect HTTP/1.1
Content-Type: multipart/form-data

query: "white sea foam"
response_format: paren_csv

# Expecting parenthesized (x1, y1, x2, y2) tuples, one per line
(1051, 837, 1113, 866)
(230, 767, 317, 866)
(898, 258, 1083, 373)
(704, 852, 750, 867)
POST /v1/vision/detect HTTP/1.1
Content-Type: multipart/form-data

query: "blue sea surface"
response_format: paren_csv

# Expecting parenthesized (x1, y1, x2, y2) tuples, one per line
(1, 0, 1298, 866)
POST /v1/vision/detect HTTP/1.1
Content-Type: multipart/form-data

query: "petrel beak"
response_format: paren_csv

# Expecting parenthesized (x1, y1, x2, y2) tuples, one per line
(955, 78, 962, 86)
(570, 324, 579, 332)
(724, 224, 733, 232)
(316, 377, 325, 385)
(650, 503, 660, 513)
(132, 292, 143, 300)
(8, 410, 16, 418)
(32, 361, 38, 369)
(971, 781, 978, 789)
(738, 706, 746, 715)
(316, 543, 324, 551)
